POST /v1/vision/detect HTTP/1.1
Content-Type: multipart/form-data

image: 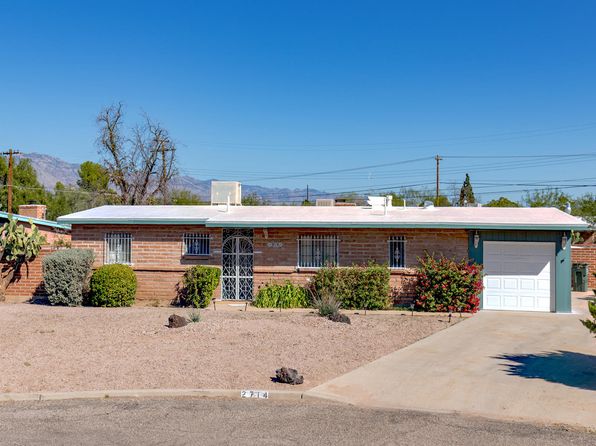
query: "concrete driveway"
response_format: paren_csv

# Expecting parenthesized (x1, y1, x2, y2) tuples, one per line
(308, 293, 596, 429)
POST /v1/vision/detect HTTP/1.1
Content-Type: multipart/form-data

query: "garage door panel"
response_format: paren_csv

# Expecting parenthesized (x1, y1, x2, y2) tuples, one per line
(483, 242, 554, 312)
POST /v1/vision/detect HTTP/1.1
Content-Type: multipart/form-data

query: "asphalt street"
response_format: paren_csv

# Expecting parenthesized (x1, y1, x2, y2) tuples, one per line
(0, 397, 593, 445)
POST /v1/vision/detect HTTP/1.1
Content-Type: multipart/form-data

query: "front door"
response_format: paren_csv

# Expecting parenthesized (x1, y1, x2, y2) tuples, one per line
(221, 229, 254, 300)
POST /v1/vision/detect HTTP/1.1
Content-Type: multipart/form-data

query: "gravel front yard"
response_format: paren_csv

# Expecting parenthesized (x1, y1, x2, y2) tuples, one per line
(0, 304, 458, 393)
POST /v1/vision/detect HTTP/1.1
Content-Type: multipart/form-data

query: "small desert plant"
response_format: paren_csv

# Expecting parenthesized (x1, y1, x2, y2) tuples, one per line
(177, 265, 221, 308)
(88, 264, 137, 307)
(187, 310, 201, 323)
(312, 291, 341, 318)
(253, 281, 309, 308)
(43, 248, 94, 306)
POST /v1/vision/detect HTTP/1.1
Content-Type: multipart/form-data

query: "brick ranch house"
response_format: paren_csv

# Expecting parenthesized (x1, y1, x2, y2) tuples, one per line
(1, 204, 71, 302)
(57, 203, 588, 313)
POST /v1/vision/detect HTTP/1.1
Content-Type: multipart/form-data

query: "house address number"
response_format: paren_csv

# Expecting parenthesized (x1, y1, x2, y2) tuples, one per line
(267, 242, 283, 248)
(240, 390, 269, 399)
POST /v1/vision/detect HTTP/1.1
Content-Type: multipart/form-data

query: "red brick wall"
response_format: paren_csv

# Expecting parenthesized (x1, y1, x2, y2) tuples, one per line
(71, 224, 221, 304)
(4, 247, 57, 302)
(71, 224, 469, 305)
(571, 231, 596, 289)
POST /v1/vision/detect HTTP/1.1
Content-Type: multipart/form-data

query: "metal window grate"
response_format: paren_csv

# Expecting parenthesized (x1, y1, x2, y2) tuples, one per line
(389, 236, 406, 268)
(183, 233, 210, 256)
(298, 235, 339, 268)
(105, 233, 132, 265)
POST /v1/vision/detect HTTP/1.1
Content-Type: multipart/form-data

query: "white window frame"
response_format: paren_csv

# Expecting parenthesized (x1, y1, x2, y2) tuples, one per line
(389, 236, 406, 269)
(297, 235, 339, 268)
(183, 233, 211, 256)
(104, 233, 132, 265)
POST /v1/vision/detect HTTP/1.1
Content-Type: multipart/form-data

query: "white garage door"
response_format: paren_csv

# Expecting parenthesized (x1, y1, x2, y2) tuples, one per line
(483, 241, 555, 312)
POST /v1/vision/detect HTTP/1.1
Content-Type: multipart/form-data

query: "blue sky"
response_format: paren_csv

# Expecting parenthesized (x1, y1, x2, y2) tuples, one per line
(1, 0, 595, 202)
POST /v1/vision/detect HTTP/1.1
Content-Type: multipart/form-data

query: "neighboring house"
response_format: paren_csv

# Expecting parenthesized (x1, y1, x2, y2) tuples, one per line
(58, 201, 588, 313)
(571, 228, 596, 290)
(0, 204, 71, 302)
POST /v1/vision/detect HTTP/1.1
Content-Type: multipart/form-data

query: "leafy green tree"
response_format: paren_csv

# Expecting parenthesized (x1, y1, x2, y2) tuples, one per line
(242, 192, 269, 206)
(0, 219, 45, 301)
(571, 193, 596, 226)
(0, 158, 47, 212)
(523, 188, 571, 210)
(46, 182, 87, 220)
(301, 199, 313, 206)
(485, 196, 520, 207)
(458, 173, 476, 206)
(169, 189, 204, 205)
(77, 161, 110, 192)
(383, 188, 450, 207)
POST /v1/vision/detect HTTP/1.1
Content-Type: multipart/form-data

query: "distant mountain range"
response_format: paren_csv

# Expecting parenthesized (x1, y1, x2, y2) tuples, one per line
(16, 153, 332, 203)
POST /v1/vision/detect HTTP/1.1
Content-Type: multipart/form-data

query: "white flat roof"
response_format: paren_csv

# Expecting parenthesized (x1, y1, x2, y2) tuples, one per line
(57, 205, 589, 231)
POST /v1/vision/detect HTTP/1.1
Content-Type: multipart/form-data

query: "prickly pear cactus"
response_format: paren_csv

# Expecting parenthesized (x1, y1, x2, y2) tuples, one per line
(0, 218, 46, 301)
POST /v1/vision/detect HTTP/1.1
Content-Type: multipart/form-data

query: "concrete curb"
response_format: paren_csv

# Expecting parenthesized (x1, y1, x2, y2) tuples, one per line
(0, 388, 335, 404)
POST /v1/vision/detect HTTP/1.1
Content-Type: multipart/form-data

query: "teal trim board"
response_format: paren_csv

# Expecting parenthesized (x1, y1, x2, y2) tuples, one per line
(468, 230, 571, 313)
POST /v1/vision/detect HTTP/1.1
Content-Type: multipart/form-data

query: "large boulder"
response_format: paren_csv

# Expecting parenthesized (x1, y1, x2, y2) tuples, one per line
(275, 367, 304, 385)
(168, 314, 188, 328)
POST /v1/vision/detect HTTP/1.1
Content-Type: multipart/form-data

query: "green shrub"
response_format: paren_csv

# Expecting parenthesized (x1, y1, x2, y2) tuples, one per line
(89, 264, 137, 307)
(580, 273, 596, 336)
(253, 281, 309, 308)
(311, 263, 391, 310)
(414, 254, 482, 313)
(43, 249, 94, 306)
(177, 265, 221, 308)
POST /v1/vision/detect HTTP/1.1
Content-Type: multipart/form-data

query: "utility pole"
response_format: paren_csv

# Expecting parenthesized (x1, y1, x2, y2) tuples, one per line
(1, 149, 22, 214)
(435, 154, 442, 203)
(306, 184, 309, 202)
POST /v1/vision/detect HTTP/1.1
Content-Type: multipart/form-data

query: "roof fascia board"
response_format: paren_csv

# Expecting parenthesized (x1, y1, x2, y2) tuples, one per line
(204, 221, 590, 231)
(58, 218, 210, 225)
(0, 212, 71, 230)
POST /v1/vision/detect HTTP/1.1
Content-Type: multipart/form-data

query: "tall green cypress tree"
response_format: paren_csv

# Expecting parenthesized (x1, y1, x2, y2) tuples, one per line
(458, 173, 475, 206)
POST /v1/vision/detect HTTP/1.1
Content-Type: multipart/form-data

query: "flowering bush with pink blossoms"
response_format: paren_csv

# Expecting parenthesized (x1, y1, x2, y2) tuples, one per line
(414, 254, 483, 313)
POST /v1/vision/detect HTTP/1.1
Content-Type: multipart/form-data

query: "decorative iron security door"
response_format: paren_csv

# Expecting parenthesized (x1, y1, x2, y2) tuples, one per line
(222, 229, 254, 300)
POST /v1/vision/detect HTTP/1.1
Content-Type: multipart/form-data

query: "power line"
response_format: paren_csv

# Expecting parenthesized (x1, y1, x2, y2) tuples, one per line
(186, 121, 596, 152)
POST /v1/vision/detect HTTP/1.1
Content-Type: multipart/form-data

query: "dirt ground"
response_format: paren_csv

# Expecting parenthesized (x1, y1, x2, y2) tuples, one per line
(0, 304, 458, 393)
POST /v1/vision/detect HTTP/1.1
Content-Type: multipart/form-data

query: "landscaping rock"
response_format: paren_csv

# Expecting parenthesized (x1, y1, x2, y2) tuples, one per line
(168, 314, 188, 328)
(328, 313, 351, 324)
(275, 367, 304, 385)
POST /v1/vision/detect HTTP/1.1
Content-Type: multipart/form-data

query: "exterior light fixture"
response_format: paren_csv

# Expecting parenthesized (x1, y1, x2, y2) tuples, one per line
(473, 231, 480, 249)
(562, 234, 568, 250)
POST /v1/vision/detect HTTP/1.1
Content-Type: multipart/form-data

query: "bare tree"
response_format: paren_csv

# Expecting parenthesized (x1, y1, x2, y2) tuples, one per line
(96, 104, 177, 205)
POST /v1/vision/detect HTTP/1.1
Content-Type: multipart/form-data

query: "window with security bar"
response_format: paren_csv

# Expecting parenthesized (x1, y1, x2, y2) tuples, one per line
(297, 235, 339, 268)
(105, 233, 132, 264)
(183, 233, 210, 256)
(389, 236, 406, 268)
